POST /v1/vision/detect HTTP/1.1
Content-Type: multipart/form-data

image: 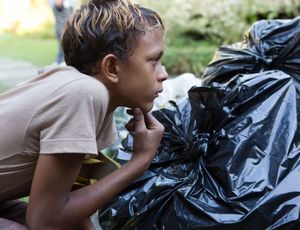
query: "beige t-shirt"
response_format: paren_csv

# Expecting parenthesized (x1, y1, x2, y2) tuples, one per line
(0, 66, 116, 202)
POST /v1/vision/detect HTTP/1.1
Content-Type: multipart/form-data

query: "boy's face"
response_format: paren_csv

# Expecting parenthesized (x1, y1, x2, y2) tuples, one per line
(116, 28, 168, 113)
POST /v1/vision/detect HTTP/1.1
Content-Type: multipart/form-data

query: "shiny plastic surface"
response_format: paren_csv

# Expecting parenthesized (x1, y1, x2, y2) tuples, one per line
(98, 18, 300, 229)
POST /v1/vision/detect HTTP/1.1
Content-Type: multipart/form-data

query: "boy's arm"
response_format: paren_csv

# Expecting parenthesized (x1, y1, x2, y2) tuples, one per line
(26, 109, 164, 229)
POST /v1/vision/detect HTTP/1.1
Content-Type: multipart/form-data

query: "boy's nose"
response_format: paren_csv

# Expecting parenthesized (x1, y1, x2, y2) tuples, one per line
(158, 66, 168, 82)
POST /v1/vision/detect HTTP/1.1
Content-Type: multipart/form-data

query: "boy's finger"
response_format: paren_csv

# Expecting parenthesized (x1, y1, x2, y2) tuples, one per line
(133, 108, 146, 132)
(125, 119, 135, 132)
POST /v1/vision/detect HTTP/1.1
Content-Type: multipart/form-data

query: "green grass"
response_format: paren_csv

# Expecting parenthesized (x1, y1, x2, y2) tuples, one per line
(0, 82, 7, 93)
(0, 32, 57, 67)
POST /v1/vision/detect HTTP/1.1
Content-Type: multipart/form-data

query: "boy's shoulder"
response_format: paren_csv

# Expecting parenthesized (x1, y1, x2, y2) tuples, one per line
(33, 66, 107, 98)
(28, 67, 110, 113)
(1, 66, 109, 115)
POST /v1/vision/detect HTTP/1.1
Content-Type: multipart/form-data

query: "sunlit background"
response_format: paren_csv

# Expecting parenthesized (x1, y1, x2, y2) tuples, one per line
(0, 0, 54, 34)
(0, 0, 299, 92)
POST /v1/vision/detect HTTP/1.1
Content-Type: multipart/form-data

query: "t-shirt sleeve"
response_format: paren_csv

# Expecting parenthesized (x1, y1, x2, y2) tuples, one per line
(29, 78, 111, 155)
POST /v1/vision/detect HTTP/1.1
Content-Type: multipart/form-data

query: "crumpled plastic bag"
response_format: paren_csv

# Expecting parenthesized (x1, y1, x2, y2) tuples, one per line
(202, 16, 300, 88)
(99, 70, 300, 229)
(98, 17, 300, 229)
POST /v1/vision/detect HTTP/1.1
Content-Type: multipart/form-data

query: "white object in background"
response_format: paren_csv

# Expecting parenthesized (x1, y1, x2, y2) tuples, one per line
(154, 73, 202, 109)
(117, 149, 132, 161)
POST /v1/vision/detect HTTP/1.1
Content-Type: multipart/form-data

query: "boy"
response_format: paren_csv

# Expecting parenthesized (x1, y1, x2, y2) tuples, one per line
(0, 0, 168, 229)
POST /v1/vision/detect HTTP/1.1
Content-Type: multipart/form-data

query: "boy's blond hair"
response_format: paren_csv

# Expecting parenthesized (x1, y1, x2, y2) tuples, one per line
(62, 0, 164, 75)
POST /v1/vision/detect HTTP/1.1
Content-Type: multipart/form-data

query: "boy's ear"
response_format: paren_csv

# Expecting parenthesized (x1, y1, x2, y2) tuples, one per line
(101, 54, 120, 84)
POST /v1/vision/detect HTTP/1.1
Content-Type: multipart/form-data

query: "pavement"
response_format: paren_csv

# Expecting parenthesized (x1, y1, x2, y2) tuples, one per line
(0, 57, 102, 228)
(0, 57, 39, 89)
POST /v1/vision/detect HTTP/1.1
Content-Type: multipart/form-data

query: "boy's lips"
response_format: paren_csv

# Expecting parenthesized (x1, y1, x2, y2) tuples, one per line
(153, 89, 163, 99)
(154, 89, 163, 98)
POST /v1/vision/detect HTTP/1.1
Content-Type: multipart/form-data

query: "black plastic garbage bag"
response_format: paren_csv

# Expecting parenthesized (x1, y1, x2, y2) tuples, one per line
(202, 16, 300, 90)
(98, 70, 300, 229)
(98, 17, 300, 229)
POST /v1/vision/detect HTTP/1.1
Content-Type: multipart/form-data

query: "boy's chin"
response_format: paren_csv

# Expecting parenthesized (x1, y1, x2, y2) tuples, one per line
(140, 103, 154, 114)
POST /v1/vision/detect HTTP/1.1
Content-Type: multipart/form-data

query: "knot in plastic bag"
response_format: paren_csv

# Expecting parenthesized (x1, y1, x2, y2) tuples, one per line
(185, 132, 210, 161)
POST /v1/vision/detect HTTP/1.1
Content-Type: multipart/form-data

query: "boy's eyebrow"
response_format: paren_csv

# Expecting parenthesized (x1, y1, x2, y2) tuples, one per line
(147, 50, 164, 59)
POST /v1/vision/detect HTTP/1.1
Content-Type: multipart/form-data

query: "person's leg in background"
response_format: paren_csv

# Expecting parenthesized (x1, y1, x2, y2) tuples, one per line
(52, 5, 74, 64)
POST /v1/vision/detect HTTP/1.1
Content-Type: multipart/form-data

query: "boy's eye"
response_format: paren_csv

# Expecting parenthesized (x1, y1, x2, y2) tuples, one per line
(148, 52, 163, 65)
(152, 56, 161, 64)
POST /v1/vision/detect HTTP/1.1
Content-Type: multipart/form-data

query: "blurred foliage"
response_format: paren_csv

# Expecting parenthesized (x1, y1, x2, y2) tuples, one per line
(0, 0, 54, 35)
(163, 38, 215, 77)
(139, 0, 300, 45)
(137, 0, 300, 76)
(0, 0, 299, 77)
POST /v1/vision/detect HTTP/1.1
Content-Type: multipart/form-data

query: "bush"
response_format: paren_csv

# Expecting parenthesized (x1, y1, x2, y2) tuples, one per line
(138, 0, 300, 76)
(139, 0, 300, 44)
(163, 38, 216, 77)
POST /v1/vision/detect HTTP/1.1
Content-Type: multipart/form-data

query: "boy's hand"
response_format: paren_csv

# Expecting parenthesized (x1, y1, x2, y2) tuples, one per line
(125, 108, 164, 164)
